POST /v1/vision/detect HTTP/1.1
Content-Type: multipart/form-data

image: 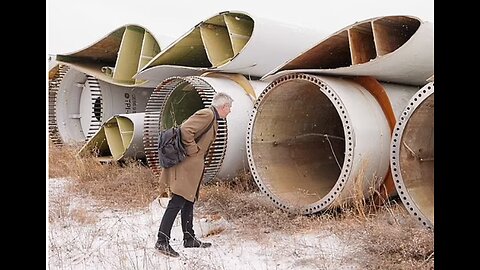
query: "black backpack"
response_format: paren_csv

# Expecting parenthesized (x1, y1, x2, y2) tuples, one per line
(158, 127, 187, 168)
(158, 117, 214, 169)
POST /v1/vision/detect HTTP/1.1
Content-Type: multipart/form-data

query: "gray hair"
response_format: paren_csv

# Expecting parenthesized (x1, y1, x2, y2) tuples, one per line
(211, 92, 233, 108)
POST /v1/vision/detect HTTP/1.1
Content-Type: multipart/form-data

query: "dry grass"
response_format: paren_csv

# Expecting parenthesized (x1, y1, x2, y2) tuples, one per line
(48, 187, 70, 223)
(198, 170, 433, 269)
(49, 144, 433, 269)
(199, 179, 328, 236)
(330, 204, 434, 269)
(70, 208, 98, 224)
(49, 143, 159, 210)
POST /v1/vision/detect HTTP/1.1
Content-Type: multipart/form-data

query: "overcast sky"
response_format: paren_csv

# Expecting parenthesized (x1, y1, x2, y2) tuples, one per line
(47, 0, 433, 55)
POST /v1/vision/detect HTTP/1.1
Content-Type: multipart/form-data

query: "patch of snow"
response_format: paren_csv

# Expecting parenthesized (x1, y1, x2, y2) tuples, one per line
(48, 178, 361, 269)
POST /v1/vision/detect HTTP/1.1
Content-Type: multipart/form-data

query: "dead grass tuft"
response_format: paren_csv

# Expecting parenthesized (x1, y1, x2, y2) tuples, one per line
(210, 169, 259, 193)
(326, 203, 434, 269)
(326, 161, 398, 222)
(48, 143, 81, 178)
(49, 144, 159, 210)
(363, 210, 434, 269)
(48, 191, 70, 223)
(70, 208, 97, 224)
(198, 174, 329, 235)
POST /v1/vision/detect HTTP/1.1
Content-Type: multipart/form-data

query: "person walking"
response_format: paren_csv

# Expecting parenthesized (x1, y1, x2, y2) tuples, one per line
(155, 92, 233, 257)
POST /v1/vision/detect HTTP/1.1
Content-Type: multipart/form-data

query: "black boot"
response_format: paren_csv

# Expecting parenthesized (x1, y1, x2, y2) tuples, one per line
(155, 240, 179, 257)
(183, 235, 212, 248)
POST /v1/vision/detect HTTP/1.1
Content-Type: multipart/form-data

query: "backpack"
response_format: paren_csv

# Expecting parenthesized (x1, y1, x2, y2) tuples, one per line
(158, 116, 215, 169)
(158, 127, 187, 168)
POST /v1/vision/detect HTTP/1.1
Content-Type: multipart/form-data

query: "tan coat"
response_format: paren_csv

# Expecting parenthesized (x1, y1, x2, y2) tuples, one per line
(159, 107, 218, 202)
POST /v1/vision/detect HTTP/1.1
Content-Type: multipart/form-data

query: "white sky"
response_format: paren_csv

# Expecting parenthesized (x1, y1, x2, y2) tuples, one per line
(47, 0, 433, 55)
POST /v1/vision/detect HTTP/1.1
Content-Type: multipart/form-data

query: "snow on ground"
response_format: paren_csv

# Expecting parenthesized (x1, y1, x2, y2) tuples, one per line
(48, 178, 361, 269)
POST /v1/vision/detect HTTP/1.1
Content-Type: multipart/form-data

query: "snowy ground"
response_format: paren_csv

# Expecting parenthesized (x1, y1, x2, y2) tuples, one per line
(48, 178, 363, 269)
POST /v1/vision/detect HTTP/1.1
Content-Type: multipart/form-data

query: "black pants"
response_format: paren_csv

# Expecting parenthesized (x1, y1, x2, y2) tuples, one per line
(157, 193, 195, 243)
